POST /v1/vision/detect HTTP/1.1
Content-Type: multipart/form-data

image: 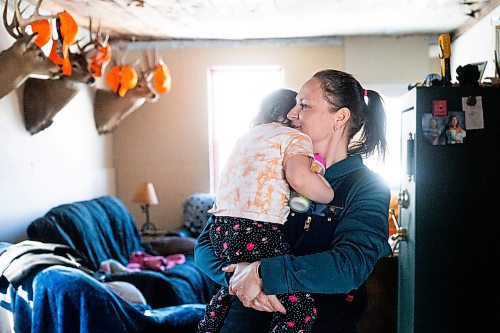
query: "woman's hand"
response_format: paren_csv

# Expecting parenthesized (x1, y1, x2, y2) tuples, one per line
(223, 263, 286, 313)
(222, 262, 262, 306)
(249, 291, 286, 314)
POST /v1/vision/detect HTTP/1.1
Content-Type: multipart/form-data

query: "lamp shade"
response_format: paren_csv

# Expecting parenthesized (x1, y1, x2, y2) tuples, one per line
(132, 182, 159, 205)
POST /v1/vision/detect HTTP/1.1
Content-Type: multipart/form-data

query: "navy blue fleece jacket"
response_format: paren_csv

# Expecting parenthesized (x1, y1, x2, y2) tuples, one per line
(194, 155, 391, 295)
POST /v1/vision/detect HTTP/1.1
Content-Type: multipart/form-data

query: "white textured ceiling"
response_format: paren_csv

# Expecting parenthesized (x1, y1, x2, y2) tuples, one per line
(4, 0, 497, 41)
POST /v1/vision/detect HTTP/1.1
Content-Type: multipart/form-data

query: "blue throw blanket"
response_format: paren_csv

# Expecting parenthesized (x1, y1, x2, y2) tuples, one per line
(0, 258, 205, 333)
(1, 196, 217, 332)
(26, 196, 144, 271)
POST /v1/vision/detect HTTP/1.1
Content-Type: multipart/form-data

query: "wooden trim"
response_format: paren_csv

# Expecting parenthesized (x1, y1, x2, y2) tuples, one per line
(452, 0, 500, 40)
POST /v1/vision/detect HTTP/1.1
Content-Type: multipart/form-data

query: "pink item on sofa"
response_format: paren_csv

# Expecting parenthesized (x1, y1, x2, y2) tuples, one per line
(126, 251, 186, 271)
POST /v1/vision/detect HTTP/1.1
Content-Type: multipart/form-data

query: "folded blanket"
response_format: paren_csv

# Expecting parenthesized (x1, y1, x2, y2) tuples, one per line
(100, 252, 186, 273)
(0, 240, 91, 290)
(128, 251, 186, 271)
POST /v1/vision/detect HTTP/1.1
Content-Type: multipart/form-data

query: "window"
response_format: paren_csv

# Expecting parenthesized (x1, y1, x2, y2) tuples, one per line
(364, 96, 402, 191)
(208, 66, 284, 192)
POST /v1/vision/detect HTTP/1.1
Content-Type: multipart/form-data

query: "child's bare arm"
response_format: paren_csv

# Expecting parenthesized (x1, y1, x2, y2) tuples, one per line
(285, 154, 334, 204)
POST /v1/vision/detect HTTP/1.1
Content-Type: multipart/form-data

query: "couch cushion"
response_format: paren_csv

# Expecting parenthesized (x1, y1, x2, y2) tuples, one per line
(144, 236, 196, 256)
(182, 193, 215, 237)
(27, 196, 144, 271)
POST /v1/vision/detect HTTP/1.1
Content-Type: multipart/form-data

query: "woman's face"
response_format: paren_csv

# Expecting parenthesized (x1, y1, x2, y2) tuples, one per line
(287, 77, 335, 143)
(450, 116, 458, 126)
(430, 118, 438, 128)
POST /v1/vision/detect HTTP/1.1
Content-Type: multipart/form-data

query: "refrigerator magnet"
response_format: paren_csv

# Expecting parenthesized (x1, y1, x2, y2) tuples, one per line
(444, 112, 466, 144)
(421, 113, 446, 145)
(462, 96, 484, 130)
(432, 99, 447, 116)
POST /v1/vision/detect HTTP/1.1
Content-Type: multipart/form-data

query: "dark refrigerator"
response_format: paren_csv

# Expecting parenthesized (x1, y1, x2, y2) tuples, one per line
(397, 86, 499, 333)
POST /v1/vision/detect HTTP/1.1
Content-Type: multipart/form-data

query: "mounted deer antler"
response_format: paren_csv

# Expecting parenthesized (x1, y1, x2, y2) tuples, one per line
(93, 51, 167, 134)
(4, 0, 55, 38)
(22, 17, 112, 135)
(0, 0, 62, 100)
(79, 18, 111, 77)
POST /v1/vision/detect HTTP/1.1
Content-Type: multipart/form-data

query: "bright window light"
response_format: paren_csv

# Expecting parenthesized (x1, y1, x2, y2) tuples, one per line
(208, 66, 284, 192)
(364, 95, 402, 190)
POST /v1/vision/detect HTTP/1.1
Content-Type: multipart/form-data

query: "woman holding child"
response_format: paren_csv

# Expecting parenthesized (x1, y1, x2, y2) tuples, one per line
(195, 69, 391, 332)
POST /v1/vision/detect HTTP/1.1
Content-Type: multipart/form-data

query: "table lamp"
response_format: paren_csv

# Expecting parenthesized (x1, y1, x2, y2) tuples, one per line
(132, 182, 159, 233)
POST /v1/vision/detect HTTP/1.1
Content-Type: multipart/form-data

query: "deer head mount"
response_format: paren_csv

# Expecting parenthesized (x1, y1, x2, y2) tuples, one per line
(93, 51, 171, 135)
(0, 0, 62, 101)
(94, 64, 158, 135)
(22, 17, 112, 135)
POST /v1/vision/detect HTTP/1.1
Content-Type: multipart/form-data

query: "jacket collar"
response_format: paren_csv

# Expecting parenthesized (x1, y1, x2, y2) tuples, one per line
(324, 155, 365, 182)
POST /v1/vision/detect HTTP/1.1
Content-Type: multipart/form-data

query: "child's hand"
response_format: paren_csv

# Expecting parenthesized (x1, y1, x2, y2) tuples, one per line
(310, 153, 326, 175)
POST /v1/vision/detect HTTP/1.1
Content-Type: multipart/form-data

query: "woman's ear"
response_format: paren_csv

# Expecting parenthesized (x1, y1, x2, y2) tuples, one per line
(336, 107, 350, 127)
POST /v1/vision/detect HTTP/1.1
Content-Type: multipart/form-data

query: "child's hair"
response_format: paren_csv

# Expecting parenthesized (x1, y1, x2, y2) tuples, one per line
(251, 89, 298, 127)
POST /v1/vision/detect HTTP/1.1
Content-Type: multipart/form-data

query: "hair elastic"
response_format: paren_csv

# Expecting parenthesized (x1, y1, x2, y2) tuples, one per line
(363, 89, 368, 97)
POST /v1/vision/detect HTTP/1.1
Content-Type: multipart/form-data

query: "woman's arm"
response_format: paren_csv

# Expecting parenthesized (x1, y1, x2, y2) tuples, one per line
(261, 174, 391, 295)
(193, 216, 228, 287)
(228, 170, 391, 311)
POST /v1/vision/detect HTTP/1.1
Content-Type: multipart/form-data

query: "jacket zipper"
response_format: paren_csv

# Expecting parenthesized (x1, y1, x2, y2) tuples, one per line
(292, 216, 311, 252)
(304, 216, 312, 231)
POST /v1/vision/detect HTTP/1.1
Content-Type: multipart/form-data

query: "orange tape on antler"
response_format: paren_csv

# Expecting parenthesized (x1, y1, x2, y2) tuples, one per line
(48, 10, 78, 76)
(49, 39, 71, 76)
(106, 65, 138, 97)
(118, 66, 138, 97)
(153, 61, 171, 94)
(57, 11, 78, 46)
(89, 43, 112, 77)
(30, 19, 51, 47)
(105, 65, 121, 92)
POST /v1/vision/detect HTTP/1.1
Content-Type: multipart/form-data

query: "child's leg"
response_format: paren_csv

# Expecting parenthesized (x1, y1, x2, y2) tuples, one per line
(211, 217, 291, 263)
(269, 292, 316, 333)
(197, 286, 232, 333)
(208, 217, 298, 332)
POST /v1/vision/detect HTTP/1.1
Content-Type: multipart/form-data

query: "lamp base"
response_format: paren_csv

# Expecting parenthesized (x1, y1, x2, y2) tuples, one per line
(140, 221, 157, 234)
